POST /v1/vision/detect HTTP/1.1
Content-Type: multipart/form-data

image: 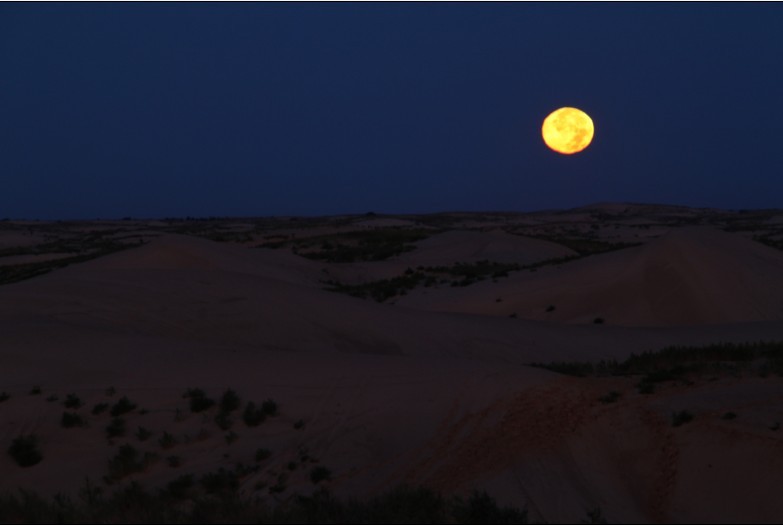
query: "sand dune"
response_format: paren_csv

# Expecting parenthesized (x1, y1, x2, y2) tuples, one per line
(322, 230, 577, 284)
(398, 227, 783, 326)
(397, 230, 577, 266)
(2, 219, 783, 523)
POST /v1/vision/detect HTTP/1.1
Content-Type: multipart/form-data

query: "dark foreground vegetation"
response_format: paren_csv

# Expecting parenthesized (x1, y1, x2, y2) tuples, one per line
(531, 341, 783, 393)
(0, 484, 529, 524)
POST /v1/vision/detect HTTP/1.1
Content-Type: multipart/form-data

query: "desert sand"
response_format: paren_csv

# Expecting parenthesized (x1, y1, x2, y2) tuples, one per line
(1, 204, 783, 523)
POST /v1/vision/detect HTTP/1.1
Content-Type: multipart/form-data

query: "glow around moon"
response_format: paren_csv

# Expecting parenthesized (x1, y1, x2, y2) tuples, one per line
(541, 107, 594, 155)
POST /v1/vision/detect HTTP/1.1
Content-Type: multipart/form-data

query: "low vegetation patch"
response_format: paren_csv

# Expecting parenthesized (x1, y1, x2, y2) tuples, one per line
(7, 434, 42, 467)
(263, 228, 431, 263)
(61, 412, 86, 428)
(531, 342, 783, 386)
(106, 418, 127, 439)
(64, 393, 83, 409)
(242, 402, 266, 427)
(325, 256, 582, 302)
(183, 388, 215, 413)
(110, 396, 137, 417)
(671, 410, 694, 427)
(0, 481, 529, 523)
(310, 466, 331, 484)
(105, 444, 158, 482)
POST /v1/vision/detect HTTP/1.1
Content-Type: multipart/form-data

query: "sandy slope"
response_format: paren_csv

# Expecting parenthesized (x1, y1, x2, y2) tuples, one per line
(2, 232, 783, 522)
(318, 230, 577, 285)
(396, 230, 577, 266)
(398, 227, 783, 327)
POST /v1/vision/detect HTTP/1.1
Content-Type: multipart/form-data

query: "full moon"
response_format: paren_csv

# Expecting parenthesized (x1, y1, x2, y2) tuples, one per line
(541, 107, 594, 155)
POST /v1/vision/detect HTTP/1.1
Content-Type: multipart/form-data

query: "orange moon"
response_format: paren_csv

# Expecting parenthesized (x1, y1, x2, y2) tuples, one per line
(541, 107, 594, 155)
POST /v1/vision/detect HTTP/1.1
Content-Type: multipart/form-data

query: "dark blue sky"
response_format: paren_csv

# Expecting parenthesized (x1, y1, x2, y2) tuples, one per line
(2, 3, 782, 219)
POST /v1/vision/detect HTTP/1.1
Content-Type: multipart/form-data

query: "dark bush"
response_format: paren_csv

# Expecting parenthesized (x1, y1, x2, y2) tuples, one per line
(135, 427, 152, 441)
(0, 392, 10, 403)
(184, 388, 215, 413)
(110, 396, 137, 417)
(158, 432, 177, 450)
(92, 402, 109, 415)
(8, 434, 42, 467)
(255, 448, 271, 462)
(166, 474, 194, 499)
(214, 411, 232, 430)
(671, 410, 694, 427)
(220, 389, 241, 413)
(310, 466, 332, 484)
(106, 444, 158, 481)
(64, 393, 83, 409)
(61, 412, 86, 428)
(106, 417, 126, 439)
(200, 468, 239, 495)
(261, 399, 278, 416)
(242, 402, 266, 427)
(598, 391, 621, 404)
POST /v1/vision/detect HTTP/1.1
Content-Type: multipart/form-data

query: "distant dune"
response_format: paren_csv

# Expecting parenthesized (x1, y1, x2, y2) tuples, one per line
(398, 227, 783, 326)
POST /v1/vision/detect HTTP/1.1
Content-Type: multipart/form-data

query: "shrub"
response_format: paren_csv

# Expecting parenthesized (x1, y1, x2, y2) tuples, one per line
(184, 388, 215, 413)
(92, 402, 109, 415)
(268, 474, 287, 495)
(61, 412, 86, 428)
(225, 431, 238, 444)
(454, 490, 529, 524)
(261, 399, 278, 416)
(255, 448, 271, 462)
(593, 317, 605, 325)
(214, 412, 232, 431)
(158, 432, 177, 450)
(637, 382, 655, 395)
(582, 507, 608, 524)
(110, 396, 137, 417)
(671, 410, 694, 427)
(29, 386, 41, 395)
(546, 305, 556, 312)
(310, 466, 332, 484)
(220, 389, 241, 413)
(46, 394, 58, 403)
(106, 444, 158, 481)
(721, 412, 737, 420)
(135, 427, 152, 441)
(200, 468, 239, 495)
(106, 417, 126, 438)
(8, 434, 42, 467)
(167, 455, 182, 468)
(166, 474, 194, 499)
(293, 419, 305, 430)
(242, 402, 266, 427)
(64, 393, 83, 409)
(0, 392, 9, 403)
(598, 391, 621, 404)
(105, 386, 116, 397)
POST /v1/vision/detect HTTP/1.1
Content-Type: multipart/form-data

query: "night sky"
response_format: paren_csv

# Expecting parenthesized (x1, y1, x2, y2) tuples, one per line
(2, 3, 782, 219)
